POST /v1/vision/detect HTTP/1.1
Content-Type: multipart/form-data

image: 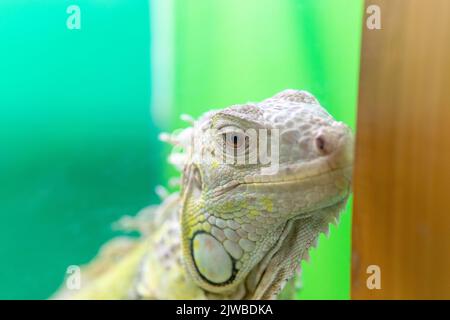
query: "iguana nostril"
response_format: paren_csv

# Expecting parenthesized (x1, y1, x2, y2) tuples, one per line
(315, 135, 328, 154)
(315, 132, 340, 156)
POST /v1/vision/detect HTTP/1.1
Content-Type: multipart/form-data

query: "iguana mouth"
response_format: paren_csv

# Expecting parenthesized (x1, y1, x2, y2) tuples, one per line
(211, 165, 352, 198)
(243, 165, 352, 186)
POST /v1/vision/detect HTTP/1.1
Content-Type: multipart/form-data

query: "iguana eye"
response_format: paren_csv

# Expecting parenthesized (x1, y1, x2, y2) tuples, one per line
(224, 132, 245, 149)
(219, 126, 247, 150)
(215, 126, 252, 161)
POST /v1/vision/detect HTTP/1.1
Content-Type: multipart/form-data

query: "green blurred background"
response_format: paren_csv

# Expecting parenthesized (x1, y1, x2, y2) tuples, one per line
(0, 0, 363, 299)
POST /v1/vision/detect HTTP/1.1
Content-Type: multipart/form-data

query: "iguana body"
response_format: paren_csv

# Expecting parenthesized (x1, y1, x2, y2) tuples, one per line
(54, 90, 353, 300)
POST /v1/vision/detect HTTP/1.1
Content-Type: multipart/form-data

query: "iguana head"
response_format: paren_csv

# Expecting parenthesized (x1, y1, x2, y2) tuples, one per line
(164, 89, 353, 299)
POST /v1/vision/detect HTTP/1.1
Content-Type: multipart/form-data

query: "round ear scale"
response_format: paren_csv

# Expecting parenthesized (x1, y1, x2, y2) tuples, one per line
(190, 231, 237, 286)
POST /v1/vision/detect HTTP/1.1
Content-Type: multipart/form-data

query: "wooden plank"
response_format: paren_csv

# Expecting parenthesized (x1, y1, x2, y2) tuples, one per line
(352, 0, 450, 299)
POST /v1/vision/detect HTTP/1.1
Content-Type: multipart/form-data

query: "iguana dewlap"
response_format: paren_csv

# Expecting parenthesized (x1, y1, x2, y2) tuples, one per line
(54, 89, 353, 300)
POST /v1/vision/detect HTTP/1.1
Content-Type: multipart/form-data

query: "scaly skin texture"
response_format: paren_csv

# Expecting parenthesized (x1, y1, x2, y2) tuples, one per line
(53, 89, 353, 300)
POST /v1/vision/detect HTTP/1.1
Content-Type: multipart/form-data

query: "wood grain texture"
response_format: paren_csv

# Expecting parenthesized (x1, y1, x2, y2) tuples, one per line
(352, 0, 450, 299)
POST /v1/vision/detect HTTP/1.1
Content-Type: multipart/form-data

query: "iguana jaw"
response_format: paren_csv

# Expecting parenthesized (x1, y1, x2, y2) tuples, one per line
(182, 162, 351, 298)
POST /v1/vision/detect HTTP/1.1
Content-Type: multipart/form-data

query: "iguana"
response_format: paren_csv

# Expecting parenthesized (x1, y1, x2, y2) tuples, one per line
(53, 89, 353, 300)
